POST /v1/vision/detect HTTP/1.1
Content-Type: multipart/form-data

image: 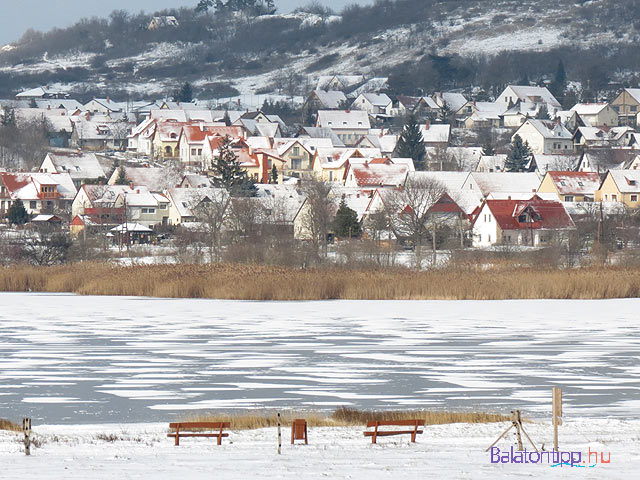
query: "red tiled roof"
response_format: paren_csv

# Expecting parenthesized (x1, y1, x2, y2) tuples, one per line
(486, 196, 575, 231)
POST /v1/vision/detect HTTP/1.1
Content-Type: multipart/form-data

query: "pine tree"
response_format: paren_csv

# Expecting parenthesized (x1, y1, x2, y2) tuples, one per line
(211, 135, 257, 196)
(173, 82, 194, 103)
(395, 114, 427, 170)
(7, 200, 28, 225)
(536, 105, 549, 120)
(333, 199, 362, 239)
(505, 135, 532, 172)
(550, 60, 567, 103)
(481, 137, 496, 156)
(270, 164, 278, 184)
(115, 167, 128, 185)
(438, 101, 451, 124)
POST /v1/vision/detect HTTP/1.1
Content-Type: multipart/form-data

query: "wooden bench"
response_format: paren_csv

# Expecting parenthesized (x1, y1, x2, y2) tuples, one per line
(168, 422, 230, 446)
(363, 420, 425, 444)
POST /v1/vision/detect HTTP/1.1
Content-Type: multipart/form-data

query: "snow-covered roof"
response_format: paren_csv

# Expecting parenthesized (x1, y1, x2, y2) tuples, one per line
(521, 119, 572, 140)
(0, 172, 77, 201)
(312, 90, 347, 109)
(503, 85, 561, 108)
(545, 171, 601, 195)
(296, 127, 345, 147)
(316, 110, 371, 130)
(316, 75, 366, 91)
(608, 169, 640, 193)
(44, 152, 105, 180)
(468, 172, 541, 197)
(433, 92, 468, 112)
(111, 223, 153, 233)
(359, 93, 392, 107)
(356, 134, 398, 154)
(483, 196, 574, 231)
(623, 88, 640, 104)
(116, 167, 179, 191)
(420, 123, 451, 143)
(165, 187, 228, 219)
(570, 103, 610, 116)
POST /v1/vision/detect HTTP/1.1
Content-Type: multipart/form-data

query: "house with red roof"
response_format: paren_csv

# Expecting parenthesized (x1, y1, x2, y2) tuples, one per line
(0, 172, 77, 217)
(538, 171, 601, 202)
(472, 195, 575, 247)
(343, 158, 412, 191)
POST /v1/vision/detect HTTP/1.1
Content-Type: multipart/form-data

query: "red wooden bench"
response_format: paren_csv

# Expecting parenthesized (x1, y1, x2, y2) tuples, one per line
(168, 422, 230, 446)
(291, 419, 308, 445)
(364, 420, 425, 444)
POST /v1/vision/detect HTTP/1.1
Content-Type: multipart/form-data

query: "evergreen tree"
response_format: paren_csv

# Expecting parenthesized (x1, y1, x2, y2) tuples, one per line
(270, 164, 278, 184)
(395, 114, 426, 170)
(333, 199, 362, 239)
(550, 60, 567, 103)
(438, 101, 451, 124)
(7, 200, 28, 225)
(505, 135, 532, 172)
(481, 137, 496, 156)
(173, 82, 194, 103)
(211, 135, 257, 196)
(115, 167, 128, 185)
(536, 104, 549, 120)
(223, 110, 231, 126)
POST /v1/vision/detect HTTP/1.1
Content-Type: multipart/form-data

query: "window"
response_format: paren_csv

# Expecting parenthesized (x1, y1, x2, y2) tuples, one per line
(632, 106, 637, 112)
(197, 149, 202, 155)
(565, 195, 574, 202)
(141, 208, 156, 214)
(612, 194, 618, 201)
(632, 195, 638, 202)
(30, 201, 37, 209)
(578, 181, 584, 187)
(191, 148, 196, 155)
(292, 146, 300, 156)
(291, 159, 301, 170)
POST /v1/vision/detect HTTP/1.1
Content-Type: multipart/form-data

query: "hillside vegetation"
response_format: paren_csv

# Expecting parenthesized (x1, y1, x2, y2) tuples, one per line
(1, 0, 639, 100)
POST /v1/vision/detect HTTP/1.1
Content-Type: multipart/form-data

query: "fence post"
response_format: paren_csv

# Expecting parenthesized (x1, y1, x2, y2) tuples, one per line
(277, 412, 281, 455)
(552, 387, 562, 452)
(22, 418, 31, 456)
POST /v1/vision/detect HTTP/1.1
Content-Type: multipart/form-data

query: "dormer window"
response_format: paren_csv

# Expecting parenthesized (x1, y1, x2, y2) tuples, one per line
(578, 181, 584, 187)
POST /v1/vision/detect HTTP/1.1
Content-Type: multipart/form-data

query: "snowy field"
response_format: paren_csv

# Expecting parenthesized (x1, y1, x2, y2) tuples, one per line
(1, 420, 638, 479)
(0, 293, 639, 424)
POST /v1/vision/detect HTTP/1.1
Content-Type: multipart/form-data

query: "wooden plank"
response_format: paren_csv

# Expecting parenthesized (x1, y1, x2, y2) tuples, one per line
(169, 422, 230, 429)
(167, 433, 229, 438)
(365, 420, 425, 427)
(364, 430, 423, 437)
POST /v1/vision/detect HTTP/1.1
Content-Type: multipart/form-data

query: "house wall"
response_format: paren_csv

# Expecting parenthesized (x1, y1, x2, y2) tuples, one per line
(584, 107, 619, 127)
(472, 204, 501, 247)
(595, 174, 640, 207)
(611, 91, 639, 126)
(537, 174, 562, 201)
(281, 144, 313, 178)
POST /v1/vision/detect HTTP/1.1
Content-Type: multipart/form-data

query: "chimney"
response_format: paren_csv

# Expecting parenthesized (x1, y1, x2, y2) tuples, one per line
(136, 189, 140, 194)
(130, 183, 135, 190)
(107, 96, 110, 103)
(425, 121, 430, 130)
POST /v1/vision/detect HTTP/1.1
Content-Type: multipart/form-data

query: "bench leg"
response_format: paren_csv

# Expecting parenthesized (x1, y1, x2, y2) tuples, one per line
(218, 425, 223, 446)
(305, 425, 308, 445)
(372, 423, 378, 444)
(175, 427, 180, 446)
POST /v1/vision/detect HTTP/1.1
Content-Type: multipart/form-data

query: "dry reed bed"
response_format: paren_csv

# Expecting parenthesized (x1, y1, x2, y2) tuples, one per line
(0, 419, 21, 432)
(182, 407, 512, 430)
(1, 263, 640, 300)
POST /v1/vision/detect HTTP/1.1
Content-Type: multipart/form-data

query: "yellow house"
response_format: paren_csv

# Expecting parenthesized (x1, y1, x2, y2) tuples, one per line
(152, 121, 184, 159)
(311, 147, 381, 182)
(538, 171, 601, 202)
(595, 170, 640, 207)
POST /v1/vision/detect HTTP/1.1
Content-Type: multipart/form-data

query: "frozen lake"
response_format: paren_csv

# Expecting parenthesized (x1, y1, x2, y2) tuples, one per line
(0, 293, 638, 424)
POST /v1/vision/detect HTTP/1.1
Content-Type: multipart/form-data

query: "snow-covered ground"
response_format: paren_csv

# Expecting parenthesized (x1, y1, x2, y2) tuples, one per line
(1, 419, 638, 479)
(0, 294, 639, 424)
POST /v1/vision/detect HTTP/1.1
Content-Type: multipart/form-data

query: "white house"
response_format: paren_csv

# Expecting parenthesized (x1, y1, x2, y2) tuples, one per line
(351, 93, 393, 116)
(0, 172, 77, 216)
(570, 103, 618, 127)
(39, 152, 107, 188)
(512, 119, 573, 155)
(496, 85, 561, 113)
(316, 110, 371, 146)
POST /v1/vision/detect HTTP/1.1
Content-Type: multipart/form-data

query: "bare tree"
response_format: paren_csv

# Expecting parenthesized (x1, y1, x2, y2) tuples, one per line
(384, 176, 449, 268)
(189, 188, 231, 263)
(297, 177, 334, 260)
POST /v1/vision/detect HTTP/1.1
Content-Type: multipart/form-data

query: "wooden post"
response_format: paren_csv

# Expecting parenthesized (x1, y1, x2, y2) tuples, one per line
(22, 418, 31, 456)
(552, 387, 562, 452)
(513, 410, 524, 451)
(277, 413, 281, 455)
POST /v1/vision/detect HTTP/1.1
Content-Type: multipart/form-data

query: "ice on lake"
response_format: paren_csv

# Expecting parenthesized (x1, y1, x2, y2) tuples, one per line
(0, 293, 638, 424)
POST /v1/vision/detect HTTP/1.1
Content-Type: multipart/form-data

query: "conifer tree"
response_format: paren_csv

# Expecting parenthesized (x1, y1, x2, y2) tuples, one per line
(270, 164, 278, 184)
(395, 114, 426, 170)
(211, 135, 257, 196)
(333, 199, 362, 239)
(7, 200, 28, 225)
(481, 137, 496, 156)
(505, 134, 532, 172)
(115, 167, 128, 185)
(173, 82, 194, 103)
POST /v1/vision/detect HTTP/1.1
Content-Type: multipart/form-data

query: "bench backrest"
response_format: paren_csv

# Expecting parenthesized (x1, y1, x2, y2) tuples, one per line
(366, 420, 425, 428)
(169, 422, 231, 430)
